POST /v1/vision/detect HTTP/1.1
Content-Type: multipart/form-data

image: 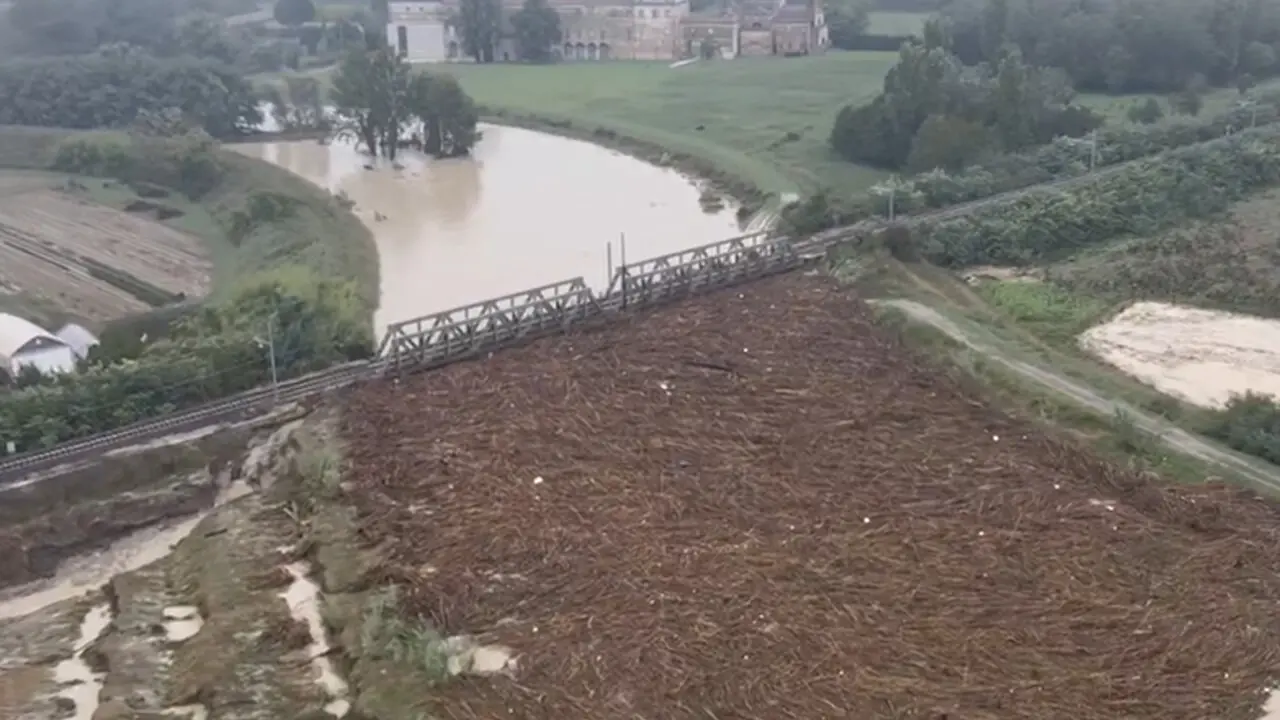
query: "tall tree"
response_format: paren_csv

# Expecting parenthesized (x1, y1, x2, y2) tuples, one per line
(329, 47, 412, 158)
(407, 73, 480, 156)
(457, 0, 502, 63)
(511, 0, 560, 62)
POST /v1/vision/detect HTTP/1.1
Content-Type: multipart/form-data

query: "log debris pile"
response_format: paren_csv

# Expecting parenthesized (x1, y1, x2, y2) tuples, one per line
(342, 274, 1280, 720)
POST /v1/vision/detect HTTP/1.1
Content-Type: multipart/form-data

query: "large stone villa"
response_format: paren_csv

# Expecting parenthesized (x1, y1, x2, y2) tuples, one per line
(387, 0, 829, 62)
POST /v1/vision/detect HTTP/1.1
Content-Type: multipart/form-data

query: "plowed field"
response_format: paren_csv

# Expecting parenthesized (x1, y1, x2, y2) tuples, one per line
(342, 274, 1280, 720)
(0, 184, 210, 322)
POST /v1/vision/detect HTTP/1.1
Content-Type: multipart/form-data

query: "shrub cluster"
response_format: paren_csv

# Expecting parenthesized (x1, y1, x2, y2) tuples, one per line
(1202, 394, 1280, 468)
(0, 268, 373, 452)
(784, 91, 1280, 235)
(912, 125, 1280, 267)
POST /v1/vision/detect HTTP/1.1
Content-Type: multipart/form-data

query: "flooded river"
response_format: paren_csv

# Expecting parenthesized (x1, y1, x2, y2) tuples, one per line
(232, 124, 744, 334)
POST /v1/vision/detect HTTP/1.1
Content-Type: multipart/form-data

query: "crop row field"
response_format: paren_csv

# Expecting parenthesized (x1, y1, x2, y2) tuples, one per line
(0, 177, 211, 324)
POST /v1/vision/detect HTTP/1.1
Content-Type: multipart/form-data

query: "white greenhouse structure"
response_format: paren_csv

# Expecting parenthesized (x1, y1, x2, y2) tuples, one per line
(0, 313, 78, 378)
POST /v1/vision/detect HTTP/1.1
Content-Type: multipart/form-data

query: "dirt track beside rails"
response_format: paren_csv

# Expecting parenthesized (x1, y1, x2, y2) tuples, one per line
(342, 273, 1280, 720)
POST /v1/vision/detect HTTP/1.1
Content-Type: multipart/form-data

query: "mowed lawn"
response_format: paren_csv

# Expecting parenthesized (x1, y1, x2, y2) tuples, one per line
(436, 53, 899, 196)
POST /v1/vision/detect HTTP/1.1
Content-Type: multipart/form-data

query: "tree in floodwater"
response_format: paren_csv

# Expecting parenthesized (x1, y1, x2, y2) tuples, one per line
(329, 45, 480, 158)
(328, 45, 412, 158)
(407, 72, 480, 157)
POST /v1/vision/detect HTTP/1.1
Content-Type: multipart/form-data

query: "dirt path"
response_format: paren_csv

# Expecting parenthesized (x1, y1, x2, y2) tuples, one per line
(875, 298, 1280, 495)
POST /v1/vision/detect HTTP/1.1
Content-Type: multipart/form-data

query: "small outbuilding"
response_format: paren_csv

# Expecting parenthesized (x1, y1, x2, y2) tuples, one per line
(0, 313, 78, 378)
(56, 322, 100, 361)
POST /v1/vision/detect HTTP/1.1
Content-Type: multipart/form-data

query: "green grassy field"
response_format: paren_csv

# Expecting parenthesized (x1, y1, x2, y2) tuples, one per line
(440, 54, 899, 197)
(865, 11, 931, 35)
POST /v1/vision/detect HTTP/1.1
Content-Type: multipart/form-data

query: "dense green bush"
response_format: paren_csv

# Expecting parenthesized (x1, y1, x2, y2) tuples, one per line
(0, 53, 260, 138)
(1202, 393, 1280, 466)
(0, 268, 373, 452)
(913, 126, 1280, 267)
(785, 91, 1280, 235)
(51, 132, 227, 200)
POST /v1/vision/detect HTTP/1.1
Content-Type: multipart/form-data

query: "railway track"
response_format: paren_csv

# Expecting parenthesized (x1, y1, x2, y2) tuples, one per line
(1, 123, 1276, 484)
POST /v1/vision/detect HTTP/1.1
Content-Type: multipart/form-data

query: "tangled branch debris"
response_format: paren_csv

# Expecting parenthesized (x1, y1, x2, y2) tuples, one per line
(342, 274, 1280, 720)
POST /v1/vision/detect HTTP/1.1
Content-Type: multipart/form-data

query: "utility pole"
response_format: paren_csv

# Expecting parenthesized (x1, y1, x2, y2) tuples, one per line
(1089, 129, 1099, 172)
(887, 186, 896, 222)
(255, 314, 280, 405)
(267, 314, 279, 405)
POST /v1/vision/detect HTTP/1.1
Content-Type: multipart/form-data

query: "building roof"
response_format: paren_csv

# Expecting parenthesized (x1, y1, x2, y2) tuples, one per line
(0, 313, 64, 360)
(56, 323, 99, 359)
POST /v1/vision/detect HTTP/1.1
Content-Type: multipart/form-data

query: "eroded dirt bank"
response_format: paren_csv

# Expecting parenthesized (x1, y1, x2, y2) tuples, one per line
(0, 408, 309, 593)
(0, 408, 455, 720)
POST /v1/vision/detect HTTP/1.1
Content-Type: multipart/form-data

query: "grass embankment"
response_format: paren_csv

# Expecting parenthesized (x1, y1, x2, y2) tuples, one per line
(0, 125, 377, 335)
(839, 248, 1280, 495)
(842, 176, 1280, 489)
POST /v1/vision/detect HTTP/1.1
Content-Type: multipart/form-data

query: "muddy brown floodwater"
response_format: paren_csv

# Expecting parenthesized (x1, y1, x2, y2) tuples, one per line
(232, 125, 744, 334)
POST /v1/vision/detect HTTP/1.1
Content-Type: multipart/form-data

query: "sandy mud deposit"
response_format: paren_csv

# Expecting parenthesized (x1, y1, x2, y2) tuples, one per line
(1080, 301, 1280, 408)
(341, 274, 1280, 720)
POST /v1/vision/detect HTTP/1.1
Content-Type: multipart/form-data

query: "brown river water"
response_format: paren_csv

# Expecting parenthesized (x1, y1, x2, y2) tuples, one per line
(232, 124, 745, 334)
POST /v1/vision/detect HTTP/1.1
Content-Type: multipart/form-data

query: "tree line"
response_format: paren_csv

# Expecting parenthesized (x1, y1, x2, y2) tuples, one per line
(449, 0, 563, 63)
(831, 22, 1103, 173)
(785, 89, 1280, 235)
(910, 126, 1280, 268)
(0, 51, 261, 138)
(941, 0, 1280, 94)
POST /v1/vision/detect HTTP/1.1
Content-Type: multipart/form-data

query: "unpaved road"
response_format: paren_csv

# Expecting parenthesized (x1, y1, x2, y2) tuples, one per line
(876, 298, 1280, 495)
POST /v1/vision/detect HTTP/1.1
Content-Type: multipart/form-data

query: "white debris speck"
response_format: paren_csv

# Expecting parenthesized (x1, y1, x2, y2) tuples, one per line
(743, 348, 749, 353)
(532, 476, 544, 485)
(863, 517, 870, 524)
(978, 531, 985, 536)
(1053, 484, 1060, 490)
(992, 435, 1000, 442)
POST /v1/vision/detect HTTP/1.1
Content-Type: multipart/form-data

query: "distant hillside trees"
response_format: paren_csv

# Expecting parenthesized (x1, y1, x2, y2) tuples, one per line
(941, 0, 1280, 93)
(0, 53, 261, 137)
(6, 0, 257, 61)
(830, 23, 1102, 171)
(273, 0, 317, 26)
(329, 46, 480, 159)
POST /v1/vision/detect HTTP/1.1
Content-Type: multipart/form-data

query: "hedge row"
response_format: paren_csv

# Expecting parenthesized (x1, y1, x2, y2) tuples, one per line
(912, 125, 1280, 267)
(784, 90, 1280, 233)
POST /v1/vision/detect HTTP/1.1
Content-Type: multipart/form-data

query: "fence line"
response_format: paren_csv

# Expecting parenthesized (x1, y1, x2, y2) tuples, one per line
(6, 123, 1279, 482)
